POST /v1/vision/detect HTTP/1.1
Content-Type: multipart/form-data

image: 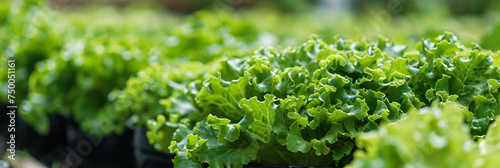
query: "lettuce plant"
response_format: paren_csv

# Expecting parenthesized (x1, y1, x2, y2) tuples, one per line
(109, 61, 211, 129)
(148, 32, 499, 167)
(149, 35, 424, 167)
(347, 102, 500, 168)
(0, 0, 63, 104)
(408, 32, 500, 137)
(23, 37, 150, 135)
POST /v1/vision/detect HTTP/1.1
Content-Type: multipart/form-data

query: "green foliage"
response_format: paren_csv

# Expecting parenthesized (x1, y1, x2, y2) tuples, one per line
(163, 11, 264, 63)
(107, 10, 272, 131)
(23, 38, 149, 135)
(147, 32, 500, 167)
(109, 61, 209, 128)
(411, 32, 500, 137)
(347, 102, 500, 168)
(2, 2, 499, 167)
(15, 3, 269, 135)
(151, 35, 420, 167)
(481, 23, 500, 51)
(0, 1, 62, 105)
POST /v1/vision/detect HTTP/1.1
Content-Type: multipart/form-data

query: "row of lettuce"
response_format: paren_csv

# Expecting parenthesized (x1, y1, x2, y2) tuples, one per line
(1, 1, 500, 168)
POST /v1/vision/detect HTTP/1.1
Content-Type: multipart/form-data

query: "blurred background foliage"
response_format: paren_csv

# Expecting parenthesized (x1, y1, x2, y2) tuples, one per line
(27, 0, 500, 50)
